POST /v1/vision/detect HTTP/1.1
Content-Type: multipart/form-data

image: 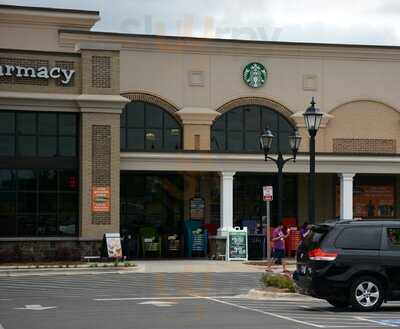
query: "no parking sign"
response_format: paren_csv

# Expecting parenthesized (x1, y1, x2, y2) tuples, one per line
(263, 186, 273, 202)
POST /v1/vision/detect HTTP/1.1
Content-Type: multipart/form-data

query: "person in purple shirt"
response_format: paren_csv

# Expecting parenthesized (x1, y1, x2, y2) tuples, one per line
(266, 223, 290, 273)
(300, 222, 310, 241)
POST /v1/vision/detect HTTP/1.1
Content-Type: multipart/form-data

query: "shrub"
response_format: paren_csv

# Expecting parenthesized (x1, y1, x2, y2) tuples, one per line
(260, 274, 296, 293)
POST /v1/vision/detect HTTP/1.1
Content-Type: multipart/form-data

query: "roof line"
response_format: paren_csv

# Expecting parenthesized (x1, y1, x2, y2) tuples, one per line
(0, 4, 99, 15)
(59, 29, 400, 50)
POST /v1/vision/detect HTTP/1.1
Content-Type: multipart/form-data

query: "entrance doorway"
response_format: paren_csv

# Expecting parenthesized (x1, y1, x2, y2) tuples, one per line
(233, 173, 298, 227)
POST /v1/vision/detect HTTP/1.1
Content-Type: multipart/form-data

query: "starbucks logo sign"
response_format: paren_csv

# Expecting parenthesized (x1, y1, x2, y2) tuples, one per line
(243, 62, 267, 88)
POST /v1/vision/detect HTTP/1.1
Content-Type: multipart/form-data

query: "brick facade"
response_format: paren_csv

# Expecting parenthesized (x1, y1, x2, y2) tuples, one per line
(333, 138, 396, 154)
(81, 49, 120, 95)
(92, 125, 112, 225)
(92, 56, 111, 88)
(216, 96, 295, 125)
(122, 92, 180, 117)
(80, 113, 121, 239)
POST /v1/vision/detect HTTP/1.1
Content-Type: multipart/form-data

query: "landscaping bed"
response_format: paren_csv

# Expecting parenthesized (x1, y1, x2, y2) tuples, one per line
(260, 273, 296, 293)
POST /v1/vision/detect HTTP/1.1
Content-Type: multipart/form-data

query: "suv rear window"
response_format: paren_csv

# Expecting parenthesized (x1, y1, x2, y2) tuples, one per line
(302, 227, 329, 251)
(335, 226, 381, 250)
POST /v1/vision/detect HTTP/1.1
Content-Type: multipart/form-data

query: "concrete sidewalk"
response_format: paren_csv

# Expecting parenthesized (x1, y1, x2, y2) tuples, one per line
(0, 259, 297, 275)
(134, 259, 296, 273)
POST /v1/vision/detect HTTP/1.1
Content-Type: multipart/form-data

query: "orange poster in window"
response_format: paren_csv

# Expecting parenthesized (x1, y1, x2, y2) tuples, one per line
(92, 186, 111, 213)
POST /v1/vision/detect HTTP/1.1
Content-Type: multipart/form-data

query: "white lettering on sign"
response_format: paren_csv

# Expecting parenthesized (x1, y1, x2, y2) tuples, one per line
(0, 64, 75, 85)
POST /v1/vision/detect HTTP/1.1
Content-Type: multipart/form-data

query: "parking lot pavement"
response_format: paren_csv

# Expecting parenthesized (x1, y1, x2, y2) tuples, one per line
(4, 273, 400, 328)
(210, 298, 400, 328)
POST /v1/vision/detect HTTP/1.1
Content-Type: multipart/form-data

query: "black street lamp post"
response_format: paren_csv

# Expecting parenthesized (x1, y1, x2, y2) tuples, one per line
(260, 128, 301, 225)
(303, 97, 323, 224)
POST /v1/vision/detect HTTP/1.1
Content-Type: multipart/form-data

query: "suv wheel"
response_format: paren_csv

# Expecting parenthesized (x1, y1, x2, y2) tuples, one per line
(326, 299, 349, 309)
(350, 276, 384, 311)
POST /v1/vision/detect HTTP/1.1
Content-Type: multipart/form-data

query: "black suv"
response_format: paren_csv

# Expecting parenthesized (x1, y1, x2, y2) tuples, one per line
(293, 220, 400, 311)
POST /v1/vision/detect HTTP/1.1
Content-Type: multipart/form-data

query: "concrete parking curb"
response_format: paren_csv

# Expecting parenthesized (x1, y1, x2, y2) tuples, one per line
(0, 265, 143, 277)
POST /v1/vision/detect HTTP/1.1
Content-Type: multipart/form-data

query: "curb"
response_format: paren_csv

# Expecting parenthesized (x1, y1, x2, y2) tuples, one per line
(239, 288, 318, 301)
(0, 262, 136, 270)
(0, 265, 143, 277)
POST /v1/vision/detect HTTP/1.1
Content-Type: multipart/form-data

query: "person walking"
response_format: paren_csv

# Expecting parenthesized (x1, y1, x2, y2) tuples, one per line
(300, 222, 310, 241)
(266, 223, 290, 273)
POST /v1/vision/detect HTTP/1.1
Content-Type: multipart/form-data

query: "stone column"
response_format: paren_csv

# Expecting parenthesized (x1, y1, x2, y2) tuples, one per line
(218, 171, 235, 236)
(77, 95, 128, 239)
(176, 107, 220, 151)
(339, 173, 355, 220)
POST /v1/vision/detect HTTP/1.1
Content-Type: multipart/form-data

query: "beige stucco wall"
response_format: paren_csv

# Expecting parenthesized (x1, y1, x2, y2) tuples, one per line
(324, 100, 400, 153)
(4, 7, 400, 156)
(0, 25, 71, 53)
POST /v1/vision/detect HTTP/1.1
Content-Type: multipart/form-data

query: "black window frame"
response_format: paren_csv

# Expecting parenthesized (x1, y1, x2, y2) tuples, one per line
(120, 101, 183, 152)
(211, 105, 295, 153)
(0, 111, 78, 159)
(0, 110, 79, 237)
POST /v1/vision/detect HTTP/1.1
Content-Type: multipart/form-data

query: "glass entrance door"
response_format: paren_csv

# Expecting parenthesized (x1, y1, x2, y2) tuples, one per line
(120, 172, 184, 237)
(233, 173, 297, 227)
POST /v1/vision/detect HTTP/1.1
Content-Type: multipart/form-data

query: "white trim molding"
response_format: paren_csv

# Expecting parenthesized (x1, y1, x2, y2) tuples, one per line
(121, 152, 400, 174)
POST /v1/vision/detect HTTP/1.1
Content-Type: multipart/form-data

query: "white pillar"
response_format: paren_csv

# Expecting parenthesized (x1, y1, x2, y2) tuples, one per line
(218, 171, 235, 236)
(339, 173, 355, 220)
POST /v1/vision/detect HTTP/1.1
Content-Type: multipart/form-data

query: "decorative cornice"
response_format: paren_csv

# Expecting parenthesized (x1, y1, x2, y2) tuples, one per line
(0, 7, 99, 30)
(0, 91, 129, 113)
(291, 111, 333, 128)
(59, 30, 400, 61)
(176, 107, 220, 125)
(216, 96, 296, 125)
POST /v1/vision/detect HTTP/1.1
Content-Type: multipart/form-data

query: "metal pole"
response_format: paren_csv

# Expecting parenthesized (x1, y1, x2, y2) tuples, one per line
(309, 132, 316, 224)
(266, 200, 271, 260)
(277, 154, 284, 227)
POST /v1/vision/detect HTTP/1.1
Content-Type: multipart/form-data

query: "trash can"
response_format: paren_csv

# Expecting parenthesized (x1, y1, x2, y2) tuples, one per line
(247, 234, 265, 260)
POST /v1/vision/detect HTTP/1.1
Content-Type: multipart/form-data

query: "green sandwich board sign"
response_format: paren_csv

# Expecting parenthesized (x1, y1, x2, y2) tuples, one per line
(227, 227, 248, 261)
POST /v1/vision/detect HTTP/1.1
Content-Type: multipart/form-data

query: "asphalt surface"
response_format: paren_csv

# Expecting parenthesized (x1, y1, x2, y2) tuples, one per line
(1, 272, 400, 329)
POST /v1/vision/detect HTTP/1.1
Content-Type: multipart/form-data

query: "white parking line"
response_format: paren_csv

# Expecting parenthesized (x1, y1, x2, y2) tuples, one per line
(0, 323, 4, 329)
(204, 296, 325, 328)
(94, 295, 242, 301)
(355, 316, 397, 327)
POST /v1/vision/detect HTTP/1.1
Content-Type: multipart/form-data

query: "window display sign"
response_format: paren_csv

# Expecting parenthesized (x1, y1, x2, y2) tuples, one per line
(190, 197, 205, 220)
(336, 183, 395, 218)
(92, 186, 111, 213)
(227, 227, 248, 261)
(104, 233, 122, 258)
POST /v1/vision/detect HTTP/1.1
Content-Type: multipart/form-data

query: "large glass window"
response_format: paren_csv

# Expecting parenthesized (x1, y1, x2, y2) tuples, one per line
(233, 173, 297, 226)
(335, 175, 396, 219)
(120, 101, 182, 151)
(0, 111, 77, 158)
(211, 105, 294, 153)
(120, 172, 184, 236)
(0, 168, 79, 237)
(0, 110, 79, 237)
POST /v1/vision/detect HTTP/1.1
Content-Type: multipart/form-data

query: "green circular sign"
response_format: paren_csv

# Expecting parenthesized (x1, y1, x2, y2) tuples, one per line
(243, 62, 267, 88)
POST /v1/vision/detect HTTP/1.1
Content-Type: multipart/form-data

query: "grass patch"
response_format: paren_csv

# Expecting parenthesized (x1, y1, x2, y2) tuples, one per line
(260, 274, 296, 293)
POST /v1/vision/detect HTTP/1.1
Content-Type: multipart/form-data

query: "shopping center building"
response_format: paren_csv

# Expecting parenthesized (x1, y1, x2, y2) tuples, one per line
(0, 5, 400, 260)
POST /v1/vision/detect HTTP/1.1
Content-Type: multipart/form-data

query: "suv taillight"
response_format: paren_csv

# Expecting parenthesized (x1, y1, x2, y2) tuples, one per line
(308, 248, 338, 261)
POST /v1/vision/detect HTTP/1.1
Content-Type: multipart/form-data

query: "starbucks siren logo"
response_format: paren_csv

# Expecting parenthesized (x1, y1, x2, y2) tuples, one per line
(243, 62, 267, 88)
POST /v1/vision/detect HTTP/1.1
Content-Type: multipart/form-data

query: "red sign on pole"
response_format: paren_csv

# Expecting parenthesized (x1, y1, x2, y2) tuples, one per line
(263, 186, 273, 202)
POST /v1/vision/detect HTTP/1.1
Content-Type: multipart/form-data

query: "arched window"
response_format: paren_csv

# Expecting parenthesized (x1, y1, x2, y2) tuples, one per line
(120, 101, 182, 151)
(211, 105, 294, 153)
